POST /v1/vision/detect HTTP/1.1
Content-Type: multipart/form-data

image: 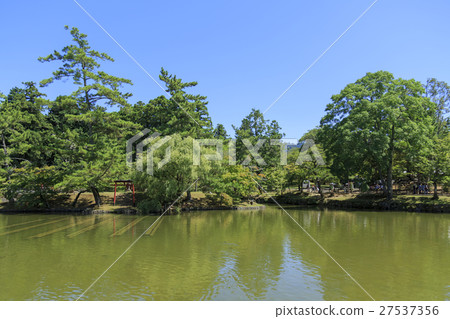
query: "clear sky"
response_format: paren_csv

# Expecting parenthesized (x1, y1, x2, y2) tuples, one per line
(1, 0, 449, 139)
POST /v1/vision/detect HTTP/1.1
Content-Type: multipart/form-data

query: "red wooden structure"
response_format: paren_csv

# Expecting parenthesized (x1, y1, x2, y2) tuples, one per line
(113, 180, 135, 206)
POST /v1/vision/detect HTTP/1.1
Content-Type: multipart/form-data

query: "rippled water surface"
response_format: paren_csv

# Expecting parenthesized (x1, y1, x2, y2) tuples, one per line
(0, 207, 449, 300)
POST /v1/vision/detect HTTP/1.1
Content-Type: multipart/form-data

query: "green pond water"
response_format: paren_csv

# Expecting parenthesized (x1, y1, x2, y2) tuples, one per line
(0, 207, 449, 301)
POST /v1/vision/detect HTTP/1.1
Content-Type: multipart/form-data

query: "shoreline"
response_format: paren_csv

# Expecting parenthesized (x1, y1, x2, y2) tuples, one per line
(257, 193, 450, 213)
(2, 192, 450, 214)
(0, 204, 266, 215)
(1, 200, 449, 214)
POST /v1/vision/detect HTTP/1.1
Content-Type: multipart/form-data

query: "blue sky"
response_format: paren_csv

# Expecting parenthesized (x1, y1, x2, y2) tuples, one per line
(1, 0, 449, 138)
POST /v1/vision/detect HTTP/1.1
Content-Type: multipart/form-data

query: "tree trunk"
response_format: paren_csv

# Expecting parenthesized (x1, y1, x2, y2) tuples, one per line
(39, 193, 50, 209)
(387, 166, 393, 200)
(317, 179, 324, 199)
(186, 190, 192, 201)
(432, 180, 439, 200)
(2, 133, 14, 204)
(1, 133, 10, 182)
(386, 125, 395, 200)
(82, 65, 92, 110)
(90, 186, 102, 206)
(72, 190, 86, 207)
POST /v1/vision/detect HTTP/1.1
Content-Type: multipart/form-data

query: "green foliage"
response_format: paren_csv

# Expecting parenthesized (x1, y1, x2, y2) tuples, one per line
(219, 193, 234, 206)
(121, 68, 212, 138)
(206, 192, 234, 207)
(1, 166, 62, 208)
(38, 26, 132, 110)
(319, 71, 436, 199)
(0, 83, 53, 180)
(263, 166, 287, 195)
(1, 25, 448, 211)
(284, 129, 335, 197)
(285, 164, 306, 191)
(213, 124, 229, 139)
(55, 110, 140, 206)
(47, 95, 83, 131)
(422, 79, 450, 199)
(137, 199, 162, 214)
(233, 108, 284, 167)
(443, 177, 450, 193)
(209, 165, 257, 200)
(285, 148, 308, 191)
(423, 133, 450, 198)
(132, 134, 197, 209)
(360, 181, 369, 193)
(424, 78, 449, 137)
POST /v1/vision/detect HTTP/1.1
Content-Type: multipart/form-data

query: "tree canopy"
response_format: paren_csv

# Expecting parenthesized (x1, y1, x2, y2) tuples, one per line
(38, 26, 133, 110)
(1, 27, 449, 210)
(319, 71, 436, 199)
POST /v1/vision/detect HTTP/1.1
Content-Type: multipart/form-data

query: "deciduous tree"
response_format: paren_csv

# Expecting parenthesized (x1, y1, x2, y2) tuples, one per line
(319, 71, 435, 200)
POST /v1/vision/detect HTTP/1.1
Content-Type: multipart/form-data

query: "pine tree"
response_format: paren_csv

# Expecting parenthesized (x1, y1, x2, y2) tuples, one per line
(38, 26, 132, 110)
(233, 108, 284, 167)
(213, 124, 229, 139)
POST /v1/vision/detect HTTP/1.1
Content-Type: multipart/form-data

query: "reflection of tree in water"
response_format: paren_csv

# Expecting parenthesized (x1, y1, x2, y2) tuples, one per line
(130, 212, 231, 300)
(226, 210, 285, 300)
(283, 209, 450, 300)
(129, 210, 287, 300)
(1, 210, 448, 300)
(0, 215, 106, 300)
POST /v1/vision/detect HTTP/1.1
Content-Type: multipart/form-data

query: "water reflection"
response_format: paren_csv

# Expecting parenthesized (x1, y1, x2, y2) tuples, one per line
(0, 208, 449, 300)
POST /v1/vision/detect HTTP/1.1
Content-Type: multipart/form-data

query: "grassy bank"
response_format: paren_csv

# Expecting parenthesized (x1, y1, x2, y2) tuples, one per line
(2, 190, 449, 214)
(258, 191, 450, 213)
(0, 191, 264, 214)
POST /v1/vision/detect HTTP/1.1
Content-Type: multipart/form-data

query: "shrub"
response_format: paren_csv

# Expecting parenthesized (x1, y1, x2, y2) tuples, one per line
(443, 176, 450, 193)
(1, 166, 61, 208)
(137, 199, 162, 214)
(360, 182, 369, 193)
(219, 193, 233, 206)
(206, 192, 234, 207)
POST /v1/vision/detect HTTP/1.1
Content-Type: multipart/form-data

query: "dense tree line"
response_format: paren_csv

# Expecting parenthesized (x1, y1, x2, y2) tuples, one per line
(0, 27, 449, 211)
(319, 71, 449, 200)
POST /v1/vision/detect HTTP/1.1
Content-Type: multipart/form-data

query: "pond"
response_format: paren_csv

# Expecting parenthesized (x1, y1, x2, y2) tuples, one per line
(0, 207, 449, 300)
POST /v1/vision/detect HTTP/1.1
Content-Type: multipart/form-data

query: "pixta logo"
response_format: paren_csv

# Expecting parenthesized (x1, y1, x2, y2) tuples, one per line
(127, 132, 325, 175)
(127, 129, 172, 176)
